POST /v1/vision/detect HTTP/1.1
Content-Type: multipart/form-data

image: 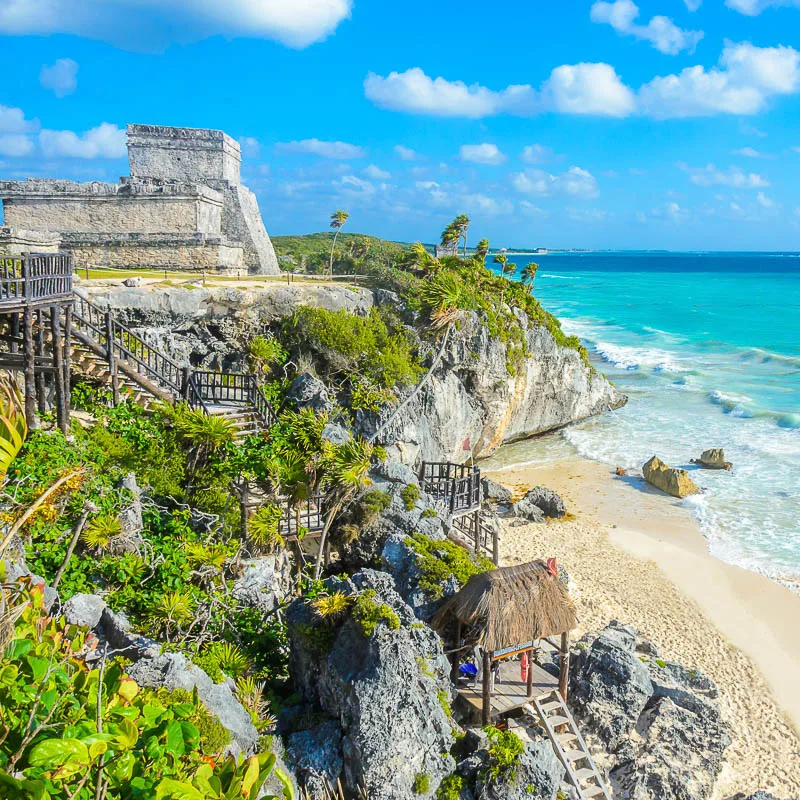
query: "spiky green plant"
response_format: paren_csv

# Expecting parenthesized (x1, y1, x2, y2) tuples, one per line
(184, 541, 230, 570)
(81, 513, 122, 551)
(312, 592, 351, 624)
(235, 676, 277, 730)
(148, 590, 195, 633)
(0, 373, 27, 484)
(204, 642, 251, 678)
(248, 336, 286, 377)
(248, 504, 285, 552)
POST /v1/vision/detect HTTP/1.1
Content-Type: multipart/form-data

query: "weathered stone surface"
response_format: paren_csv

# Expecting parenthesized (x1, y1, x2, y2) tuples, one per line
(63, 593, 107, 629)
(321, 422, 351, 446)
(371, 460, 419, 487)
(473, 739, 565, 800)
(642, 456, 700, 498)
(521, 486, 566, 518)
(0, 226, 61, 254)
(512, 496, 546, 524)
(232, 553, 293, 615)
(569, 622, 654, 748)
(286, 373, 333, 415)
(286, 720, 344, 798)
(692, 448, 733, 471)
(729, 794, 798, 800)
(118, 472, 144, 538)
(127, 652, 259, 758)
(481, 478, 511, 504)
(286, 570, 455, 800)
(122, 276, 142, 287)
(95, 607, 161, 660)
(366, 310, 624, 462)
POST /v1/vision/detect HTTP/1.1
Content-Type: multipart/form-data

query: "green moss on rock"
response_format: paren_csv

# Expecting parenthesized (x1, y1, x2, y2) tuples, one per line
(407, 533, 494, 599)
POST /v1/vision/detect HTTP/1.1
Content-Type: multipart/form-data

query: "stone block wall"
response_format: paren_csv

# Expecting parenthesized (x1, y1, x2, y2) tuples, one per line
(0, 226, 61, 255)
(128, 124, 241, 184)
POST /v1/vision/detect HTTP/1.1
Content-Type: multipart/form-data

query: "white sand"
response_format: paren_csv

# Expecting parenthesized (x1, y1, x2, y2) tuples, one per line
(485, 456, 800, 797)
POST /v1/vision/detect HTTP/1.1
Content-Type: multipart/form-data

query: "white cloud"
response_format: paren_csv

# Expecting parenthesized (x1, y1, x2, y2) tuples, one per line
(591, 0, 703, 55)
(335, 174, 376, 196)
(651, 201, 689, 222)
(39, 122, 126, 159)
(756, 191, 776, 207)
(512, 166, 599, 199)
(40, 58, 78, 97)
(542, 63, 636, 117)
(726, 0, 800, 15)
(639, 41, 800, 117)
(519, 201, 548, 217)
(364, 164, 390, 180)
(521, 144, 559, 164)
(239, 136, 260, 158)
(679, 162, 770, 188)
(274, 139, 365, 159)
(394, 145, 418, 161)
(733, 146, 767, 157)
(0, 134, 35, 157)
(459, 143, 506, 165)
(364, 63, 633, 118)
(685, 0, 702, 10)
(0, 104, 37, 134)
(0, 0, 352, 50)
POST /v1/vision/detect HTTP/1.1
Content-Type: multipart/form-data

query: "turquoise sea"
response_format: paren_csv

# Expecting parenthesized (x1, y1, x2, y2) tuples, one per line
(499, 252, 800, 587)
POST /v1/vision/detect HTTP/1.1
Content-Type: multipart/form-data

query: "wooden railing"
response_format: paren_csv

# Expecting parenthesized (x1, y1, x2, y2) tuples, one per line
(419, 461, 481, 516)
(0, 254, 73, 308)
(237, 481, 327, 543)
(452, 509, 500, 565)
(73, 291, 277, 429)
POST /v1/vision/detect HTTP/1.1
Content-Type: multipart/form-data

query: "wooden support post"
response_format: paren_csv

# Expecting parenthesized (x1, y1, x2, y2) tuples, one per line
(527, 647, 534, 698)
(35, 309, 46, 415)
(559, 632, 570, 701)
(63, 304, 72, 422)
(451, 621, 462, 684)
(50, 305, 67, 435)
(104, 309, 119, 405)
(9, 313, 19, 354)
(482, 650, 492, 727)
(22, 306, 37, 431)
(180, 366, 192, 402)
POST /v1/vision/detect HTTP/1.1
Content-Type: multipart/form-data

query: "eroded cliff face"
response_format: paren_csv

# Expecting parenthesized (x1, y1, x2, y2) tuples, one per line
(365, 310, 624, 464)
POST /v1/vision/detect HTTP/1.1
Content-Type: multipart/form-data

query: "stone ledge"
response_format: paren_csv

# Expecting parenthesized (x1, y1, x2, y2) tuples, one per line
(0, 178, 223, 203)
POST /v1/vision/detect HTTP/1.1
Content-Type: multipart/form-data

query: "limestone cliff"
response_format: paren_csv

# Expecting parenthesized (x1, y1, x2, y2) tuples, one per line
(364, 309, 624, 464)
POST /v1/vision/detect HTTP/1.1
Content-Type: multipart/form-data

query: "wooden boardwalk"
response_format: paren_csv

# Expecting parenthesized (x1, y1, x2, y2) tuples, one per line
(458, 657, 559, 720)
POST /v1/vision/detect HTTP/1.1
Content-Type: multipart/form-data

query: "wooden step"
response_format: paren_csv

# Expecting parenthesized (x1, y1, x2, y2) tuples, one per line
(541, 700, 562, 713)
(564, 750, 588, 762)
(557, 732, 578, 744)
(547, 715, 570, 727)
(584, 785, 607, 798)
(574, 767, 596, 781)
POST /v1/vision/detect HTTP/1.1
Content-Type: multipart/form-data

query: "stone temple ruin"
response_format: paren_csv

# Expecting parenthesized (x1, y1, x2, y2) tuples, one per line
(0, 124, 280, 274)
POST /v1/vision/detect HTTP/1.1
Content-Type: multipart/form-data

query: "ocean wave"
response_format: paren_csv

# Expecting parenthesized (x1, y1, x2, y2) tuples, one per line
(594, 341, 685, 372)
(738, 347, 800, 369)
(708, 390, 800, 428)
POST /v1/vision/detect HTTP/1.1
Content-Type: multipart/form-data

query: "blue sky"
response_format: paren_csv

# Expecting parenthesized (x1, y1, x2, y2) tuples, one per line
(2, 0, 800, 250)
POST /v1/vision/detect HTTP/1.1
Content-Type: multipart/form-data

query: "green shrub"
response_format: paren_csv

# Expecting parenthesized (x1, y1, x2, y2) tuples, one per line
(351, 590, 400, 637)
(413, 772, 431, 794)
(407, 533, 494, 599)
(356, 490, 392, 525)
(436, 774, 464, 800)
(484, 727, 524, 781)
(401, 484, 421, 511)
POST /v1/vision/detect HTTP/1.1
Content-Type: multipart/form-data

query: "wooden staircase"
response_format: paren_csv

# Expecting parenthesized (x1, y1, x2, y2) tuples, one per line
(529, 691, 611, 799)
(71, 342, 159, 408)
(205, 404, 265, 442)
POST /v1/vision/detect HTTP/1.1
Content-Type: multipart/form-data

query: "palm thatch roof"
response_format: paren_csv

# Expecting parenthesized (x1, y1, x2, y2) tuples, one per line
(432, 560, 577, 652)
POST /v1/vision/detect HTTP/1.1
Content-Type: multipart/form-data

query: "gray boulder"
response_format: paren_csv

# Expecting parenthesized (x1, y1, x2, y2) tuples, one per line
(287, 569, 455, 800)
(729, 794, 798, 800)
(569, 622, 654, 748)
(286, 720, 344, 799)
(481, 478, 511, 504)
(63, 593, 107, 629)
(95, 607, 161, 661)
(287, 373, 333, 415)
(474, 739, 565, 800)
(122, 276, 142, 287)
(611, 695, 731, 800)
(322, 422, 351, 446)
(521, 486, 566, 519)
(512, 496, 546, 524)
(371, 460, 420, 487)
(127, 652, 259, 758)
(232, 553, 293, 615)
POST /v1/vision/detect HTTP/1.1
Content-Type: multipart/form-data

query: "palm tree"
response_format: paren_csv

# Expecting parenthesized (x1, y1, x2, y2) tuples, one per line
(521, 261, 539, 294)
(440, 222, 461, 256)
(475, 238, 490, 262)
(314, 436, 374, 579)
(328, 210, 350, 276)
(493, 253, 517, 308)
(453, 213, 470, 256)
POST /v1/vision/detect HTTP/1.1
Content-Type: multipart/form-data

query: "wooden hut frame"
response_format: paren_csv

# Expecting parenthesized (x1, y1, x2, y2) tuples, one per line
(433, 560, 577, 725)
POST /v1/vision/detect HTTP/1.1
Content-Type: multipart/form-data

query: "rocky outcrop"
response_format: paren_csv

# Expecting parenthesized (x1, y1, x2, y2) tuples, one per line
(642, 456, 700, 499)
(286, 720, 344, 798)
(570, 622, 730, 800)
(368, 310, 623, 464)
(287, 373, 334, 415)
(231, 553, 293, 615)
(692, 448, 733, 471)
(286, 570, 455, 799)
(513, 486, 566, 520)
(473, 739, 565, 800)
(481, 477, 512, 504)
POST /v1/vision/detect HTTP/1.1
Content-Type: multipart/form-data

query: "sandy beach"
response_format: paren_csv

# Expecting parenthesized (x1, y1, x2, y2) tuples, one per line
(484, 453, 800, 797)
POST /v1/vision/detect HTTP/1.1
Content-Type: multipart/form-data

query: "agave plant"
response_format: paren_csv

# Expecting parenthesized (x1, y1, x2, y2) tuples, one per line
(0, 373, 27, 485)
(312, 591, 351, 624)
(248, 335, 286, 379)
(174, 407, 235, 471)
(184, 541, 230, 571)
(81, 513, 122, 551)
(248, 504, 285, 552)
(204, 641, 251, 678)
(235, 676, 277, 730)
(148, 590, 196, 634)
(420, 273, 465, 331)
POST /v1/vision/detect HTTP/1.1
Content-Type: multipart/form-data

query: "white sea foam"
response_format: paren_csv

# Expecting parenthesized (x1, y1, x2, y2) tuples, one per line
(594, 341, 685, 372)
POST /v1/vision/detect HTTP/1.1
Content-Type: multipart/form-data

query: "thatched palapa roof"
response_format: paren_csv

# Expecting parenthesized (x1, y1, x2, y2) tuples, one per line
(433, 560, 577, 653)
